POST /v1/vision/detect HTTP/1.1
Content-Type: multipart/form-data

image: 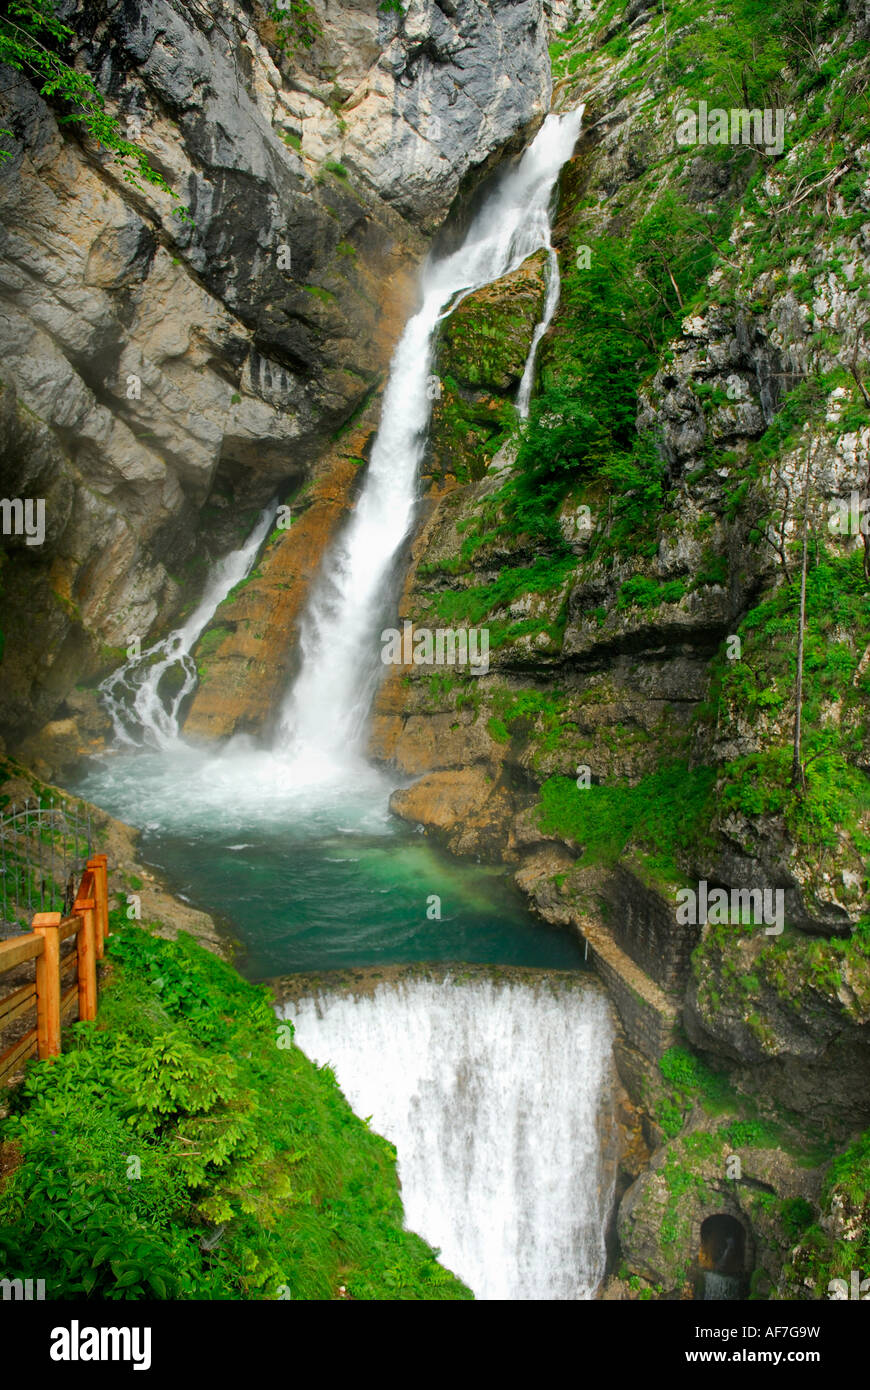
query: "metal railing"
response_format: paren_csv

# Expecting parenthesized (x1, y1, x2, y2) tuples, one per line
(0, 800, 93, 936)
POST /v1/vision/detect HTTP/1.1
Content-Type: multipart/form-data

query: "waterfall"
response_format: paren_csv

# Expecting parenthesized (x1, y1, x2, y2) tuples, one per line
(285, 972, 616, 1300)
(80, 111, 621, 1305)
(279, 107, 584, 766)
(703, 1272, 742, 1300)
(516, 246, 561, 419)
(95, 110, 582, 767)
(99, 501, 275, 748)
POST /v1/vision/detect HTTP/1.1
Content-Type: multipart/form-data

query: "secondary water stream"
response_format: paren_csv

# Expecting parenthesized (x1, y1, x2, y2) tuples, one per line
(77, 106, 619, 1299)
(99, 501, 276, 748)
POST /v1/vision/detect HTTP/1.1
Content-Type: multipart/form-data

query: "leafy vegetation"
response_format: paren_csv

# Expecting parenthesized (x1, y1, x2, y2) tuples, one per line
(784, 1128, 870, 1295)
(485, 687, 570, 752)
(193, 624, 233, 681)
(753, 918, 870, 1023)
(699, 552, 870, 860)
(429, 376, 516, 485)
(415, 555, 574, 651)
(617, 576, 688, 611)
(492, 193, 722, 550)
(0, 0, 191, 220)
(266, 0, 320, 57)
(0, 923, 471, 1301)
(537, 762, 716, 881)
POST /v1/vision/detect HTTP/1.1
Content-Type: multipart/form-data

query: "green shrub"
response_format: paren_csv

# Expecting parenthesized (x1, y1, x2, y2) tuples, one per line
(0, 927, 471, 1301)
(537, 762, 716, 880)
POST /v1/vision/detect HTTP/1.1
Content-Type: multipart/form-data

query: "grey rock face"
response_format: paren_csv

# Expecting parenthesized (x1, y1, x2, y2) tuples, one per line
(0, 0, 549, 744)
(341, 0, 552, 226)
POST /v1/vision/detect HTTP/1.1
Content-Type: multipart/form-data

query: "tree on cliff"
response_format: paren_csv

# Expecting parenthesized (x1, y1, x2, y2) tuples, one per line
(0, 0, 190, 217)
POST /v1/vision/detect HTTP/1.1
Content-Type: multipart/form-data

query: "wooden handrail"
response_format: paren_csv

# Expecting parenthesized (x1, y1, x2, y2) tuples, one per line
(0, 934, 44, 974)
(76, 870, 95, 904)
(72, 891, 97, 1027)
(87, 855, 109, 960)
(0, 1028, 39, 1086)
(58, 914, 83, 944)
(33, 911, 62, 1057)
(0, 852, 113, 1078)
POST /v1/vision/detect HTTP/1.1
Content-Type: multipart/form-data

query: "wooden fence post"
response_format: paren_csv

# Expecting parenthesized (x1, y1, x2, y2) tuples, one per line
(33, 912, 62, 1059)
(87, 854, 109, 958)
(73, 890, 98, 1025)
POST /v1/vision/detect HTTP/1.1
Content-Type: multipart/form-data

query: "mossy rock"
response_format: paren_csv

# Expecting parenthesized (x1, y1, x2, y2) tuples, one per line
(436, 249, 548, 393)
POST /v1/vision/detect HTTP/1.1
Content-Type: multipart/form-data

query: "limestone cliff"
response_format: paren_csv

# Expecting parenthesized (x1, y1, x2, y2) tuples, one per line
(0, 0, 551, 756)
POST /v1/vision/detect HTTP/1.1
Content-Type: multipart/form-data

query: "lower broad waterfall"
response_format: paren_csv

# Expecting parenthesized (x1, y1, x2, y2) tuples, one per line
(285, 974, 618, 1301)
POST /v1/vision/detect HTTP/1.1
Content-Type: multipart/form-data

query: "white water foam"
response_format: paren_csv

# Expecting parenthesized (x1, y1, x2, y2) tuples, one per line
(517, 245, 561, 418)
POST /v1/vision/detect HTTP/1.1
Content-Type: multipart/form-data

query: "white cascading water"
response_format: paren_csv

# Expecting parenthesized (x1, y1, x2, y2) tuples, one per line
(516, 245, 561, 419)
(99, 501, 275, 748)
(279, 107, 584, 766)
(98, 109, 583, 770)
(286, 975, 616, 1300)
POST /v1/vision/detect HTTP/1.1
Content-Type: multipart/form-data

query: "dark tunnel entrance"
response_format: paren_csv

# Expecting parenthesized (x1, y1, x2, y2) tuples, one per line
(696, 1215, 747, 1299)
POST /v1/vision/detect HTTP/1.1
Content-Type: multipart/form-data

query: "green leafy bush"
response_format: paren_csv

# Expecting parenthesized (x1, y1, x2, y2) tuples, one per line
(537, 762, 716, 880)
(0, 926, 471, 1301)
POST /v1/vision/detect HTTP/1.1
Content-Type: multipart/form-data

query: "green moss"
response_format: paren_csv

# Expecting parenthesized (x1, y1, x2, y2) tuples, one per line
(537, 762, 716, 881)
(720, 1118, 781, 1149)
(436, 265, 546, 391)
(782, 1129, 870, 1295)
(656, 1095, 686, 1138)
(193, 624, 233, 679)
(780, 1197, 814, 1240)
(491, 188, 721, 550)
(429, 375, 516, 484)
(617, 576, 688, 611)
(752, 921, 870, 1024)
(303, 284, 336, 304)
(704, 553, 870, 860)
(418, 554, 574, 631)
(660, 1154, 706, 1248)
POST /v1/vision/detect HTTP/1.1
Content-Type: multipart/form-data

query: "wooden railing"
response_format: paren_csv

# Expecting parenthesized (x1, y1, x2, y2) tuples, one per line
(0, 854, 109, 1086)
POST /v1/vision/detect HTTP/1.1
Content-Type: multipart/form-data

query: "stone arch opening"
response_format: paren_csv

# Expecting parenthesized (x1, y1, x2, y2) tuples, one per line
(700, 1214, 746, 1275)
(696, 1214, 748, 1298)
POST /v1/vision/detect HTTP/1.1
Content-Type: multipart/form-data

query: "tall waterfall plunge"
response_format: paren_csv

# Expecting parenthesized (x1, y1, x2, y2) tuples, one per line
(286, 973, 617, 1301)
(279, 107, 585, 768)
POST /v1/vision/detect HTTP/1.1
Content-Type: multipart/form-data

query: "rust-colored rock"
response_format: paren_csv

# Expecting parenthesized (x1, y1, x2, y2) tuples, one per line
(389, 767, 515, 861)
(182, 419, 375, 741)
